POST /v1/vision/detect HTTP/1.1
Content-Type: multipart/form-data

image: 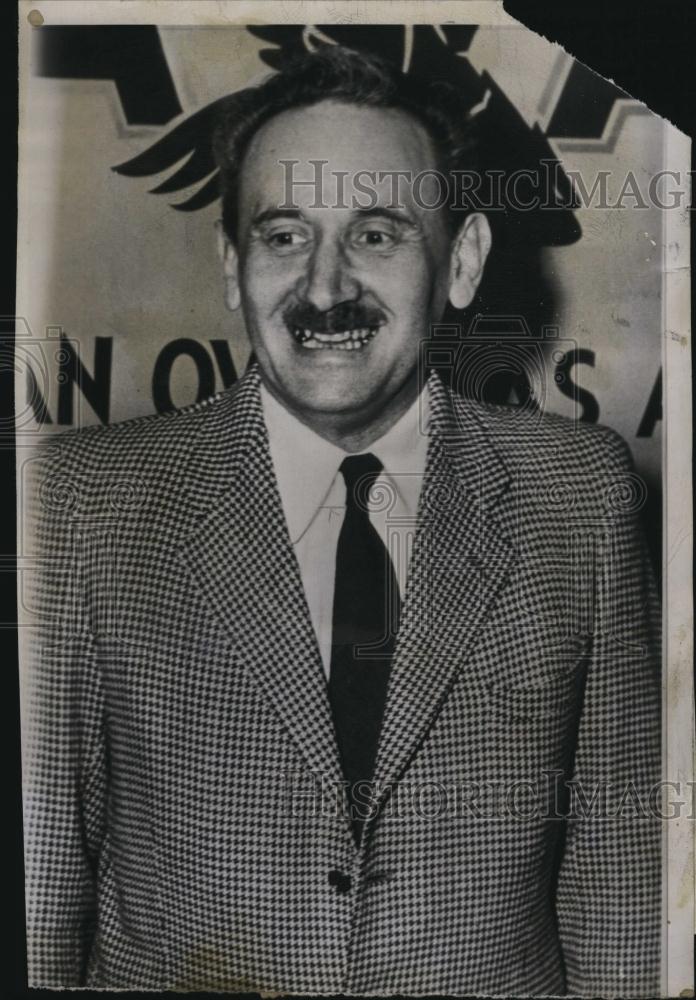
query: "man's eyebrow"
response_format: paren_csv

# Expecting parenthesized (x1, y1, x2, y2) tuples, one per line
(251, 208, 305, 226)
(352, 207, 418, 227)
(250, 206, 419, 228)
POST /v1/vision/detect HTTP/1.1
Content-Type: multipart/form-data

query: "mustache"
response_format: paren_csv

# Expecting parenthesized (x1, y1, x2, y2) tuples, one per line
(283, 301, 387, 334)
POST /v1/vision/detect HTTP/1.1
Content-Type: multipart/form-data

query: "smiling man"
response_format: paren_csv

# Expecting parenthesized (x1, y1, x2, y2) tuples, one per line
(26, 47, 660, 996)
(218, 96, 486, 449)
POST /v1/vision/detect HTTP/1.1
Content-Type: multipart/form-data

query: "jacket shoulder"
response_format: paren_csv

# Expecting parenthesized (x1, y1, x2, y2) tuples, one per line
(35, 381, 243, 475)
(454, 393, 636, 476)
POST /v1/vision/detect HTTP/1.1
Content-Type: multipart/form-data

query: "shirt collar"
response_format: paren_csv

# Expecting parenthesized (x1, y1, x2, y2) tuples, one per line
(261, 382, 430, 544)
(370, 386, 430, 517)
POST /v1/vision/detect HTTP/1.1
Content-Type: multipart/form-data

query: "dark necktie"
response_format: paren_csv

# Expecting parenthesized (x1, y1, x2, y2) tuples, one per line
(329, 453, 401, 844)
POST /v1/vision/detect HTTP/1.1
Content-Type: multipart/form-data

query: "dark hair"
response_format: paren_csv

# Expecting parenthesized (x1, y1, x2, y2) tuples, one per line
(213, 45, 480, 243)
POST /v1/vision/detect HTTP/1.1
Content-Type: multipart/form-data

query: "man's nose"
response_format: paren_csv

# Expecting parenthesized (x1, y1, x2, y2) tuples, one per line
(297, 239, 360, 311)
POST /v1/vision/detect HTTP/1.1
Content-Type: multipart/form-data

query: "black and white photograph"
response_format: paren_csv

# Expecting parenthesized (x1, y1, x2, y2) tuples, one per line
(14, 1, 693, 996)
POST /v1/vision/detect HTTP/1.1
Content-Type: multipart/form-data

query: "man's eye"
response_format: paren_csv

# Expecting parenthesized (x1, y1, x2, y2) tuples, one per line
(266, 230, 309, 249)
(353, 229, 397, 249)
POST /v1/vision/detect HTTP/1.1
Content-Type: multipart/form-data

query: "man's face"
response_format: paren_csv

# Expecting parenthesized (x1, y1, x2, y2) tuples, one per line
(224, 100, 481, 430)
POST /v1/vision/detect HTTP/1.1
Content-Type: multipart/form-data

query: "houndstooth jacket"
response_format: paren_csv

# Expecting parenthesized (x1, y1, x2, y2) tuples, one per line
(24, 364, 661, 997)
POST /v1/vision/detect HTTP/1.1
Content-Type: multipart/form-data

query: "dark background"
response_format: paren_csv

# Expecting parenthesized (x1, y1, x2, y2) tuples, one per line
(3, 1, 694, 997)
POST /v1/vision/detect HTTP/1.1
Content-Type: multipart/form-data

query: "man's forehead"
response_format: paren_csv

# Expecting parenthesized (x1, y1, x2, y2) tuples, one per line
(239, 99, 441, 215)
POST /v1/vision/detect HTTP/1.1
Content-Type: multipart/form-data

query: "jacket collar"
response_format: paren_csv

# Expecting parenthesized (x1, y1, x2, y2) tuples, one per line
(182, 363, 511, 519)
(424, 365, 512, 512)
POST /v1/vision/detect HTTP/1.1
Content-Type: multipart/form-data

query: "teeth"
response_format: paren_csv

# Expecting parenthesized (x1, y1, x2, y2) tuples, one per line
(314, 330, 351, 343)
(292, 325, 380, 350)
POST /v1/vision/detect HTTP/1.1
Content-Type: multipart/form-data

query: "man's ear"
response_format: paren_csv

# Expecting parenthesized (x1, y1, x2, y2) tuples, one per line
(216, 219, 241, 312)
(448, 212, 492, 311)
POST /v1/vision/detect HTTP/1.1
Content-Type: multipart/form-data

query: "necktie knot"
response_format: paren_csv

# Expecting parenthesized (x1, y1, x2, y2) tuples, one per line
(339, 453, 383, 511)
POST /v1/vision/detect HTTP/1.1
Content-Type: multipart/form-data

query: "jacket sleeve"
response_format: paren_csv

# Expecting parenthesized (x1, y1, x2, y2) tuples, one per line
(555, 430, 662, 997)
(23, 442, 107, 986)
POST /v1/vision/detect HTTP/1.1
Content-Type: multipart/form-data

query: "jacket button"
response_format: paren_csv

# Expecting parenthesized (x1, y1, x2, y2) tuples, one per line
(328, 869, 352, 894)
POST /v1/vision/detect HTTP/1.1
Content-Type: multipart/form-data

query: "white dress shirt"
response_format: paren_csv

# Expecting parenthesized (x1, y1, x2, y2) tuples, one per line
(261, 383, 430, 678)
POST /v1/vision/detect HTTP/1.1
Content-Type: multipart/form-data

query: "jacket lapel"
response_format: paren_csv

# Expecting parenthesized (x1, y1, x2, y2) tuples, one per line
(177, 367, 516, 841)
(178, 368, 345, 788)
(369, 374, 516, 813)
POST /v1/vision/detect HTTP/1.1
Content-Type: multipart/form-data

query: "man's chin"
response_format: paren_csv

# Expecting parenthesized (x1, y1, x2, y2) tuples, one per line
(270, 360, 382, 409)
(265, 373, 386, 425)
(282, 388, 376, 419)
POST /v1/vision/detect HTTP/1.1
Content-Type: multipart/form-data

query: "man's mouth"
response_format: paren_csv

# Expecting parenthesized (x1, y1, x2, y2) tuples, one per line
(290, 326, 381, 351)
(284, 301, 387, 352)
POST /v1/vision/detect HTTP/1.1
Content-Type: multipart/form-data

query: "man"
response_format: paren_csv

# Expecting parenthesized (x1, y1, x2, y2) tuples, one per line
(25, 47, 661, 995)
